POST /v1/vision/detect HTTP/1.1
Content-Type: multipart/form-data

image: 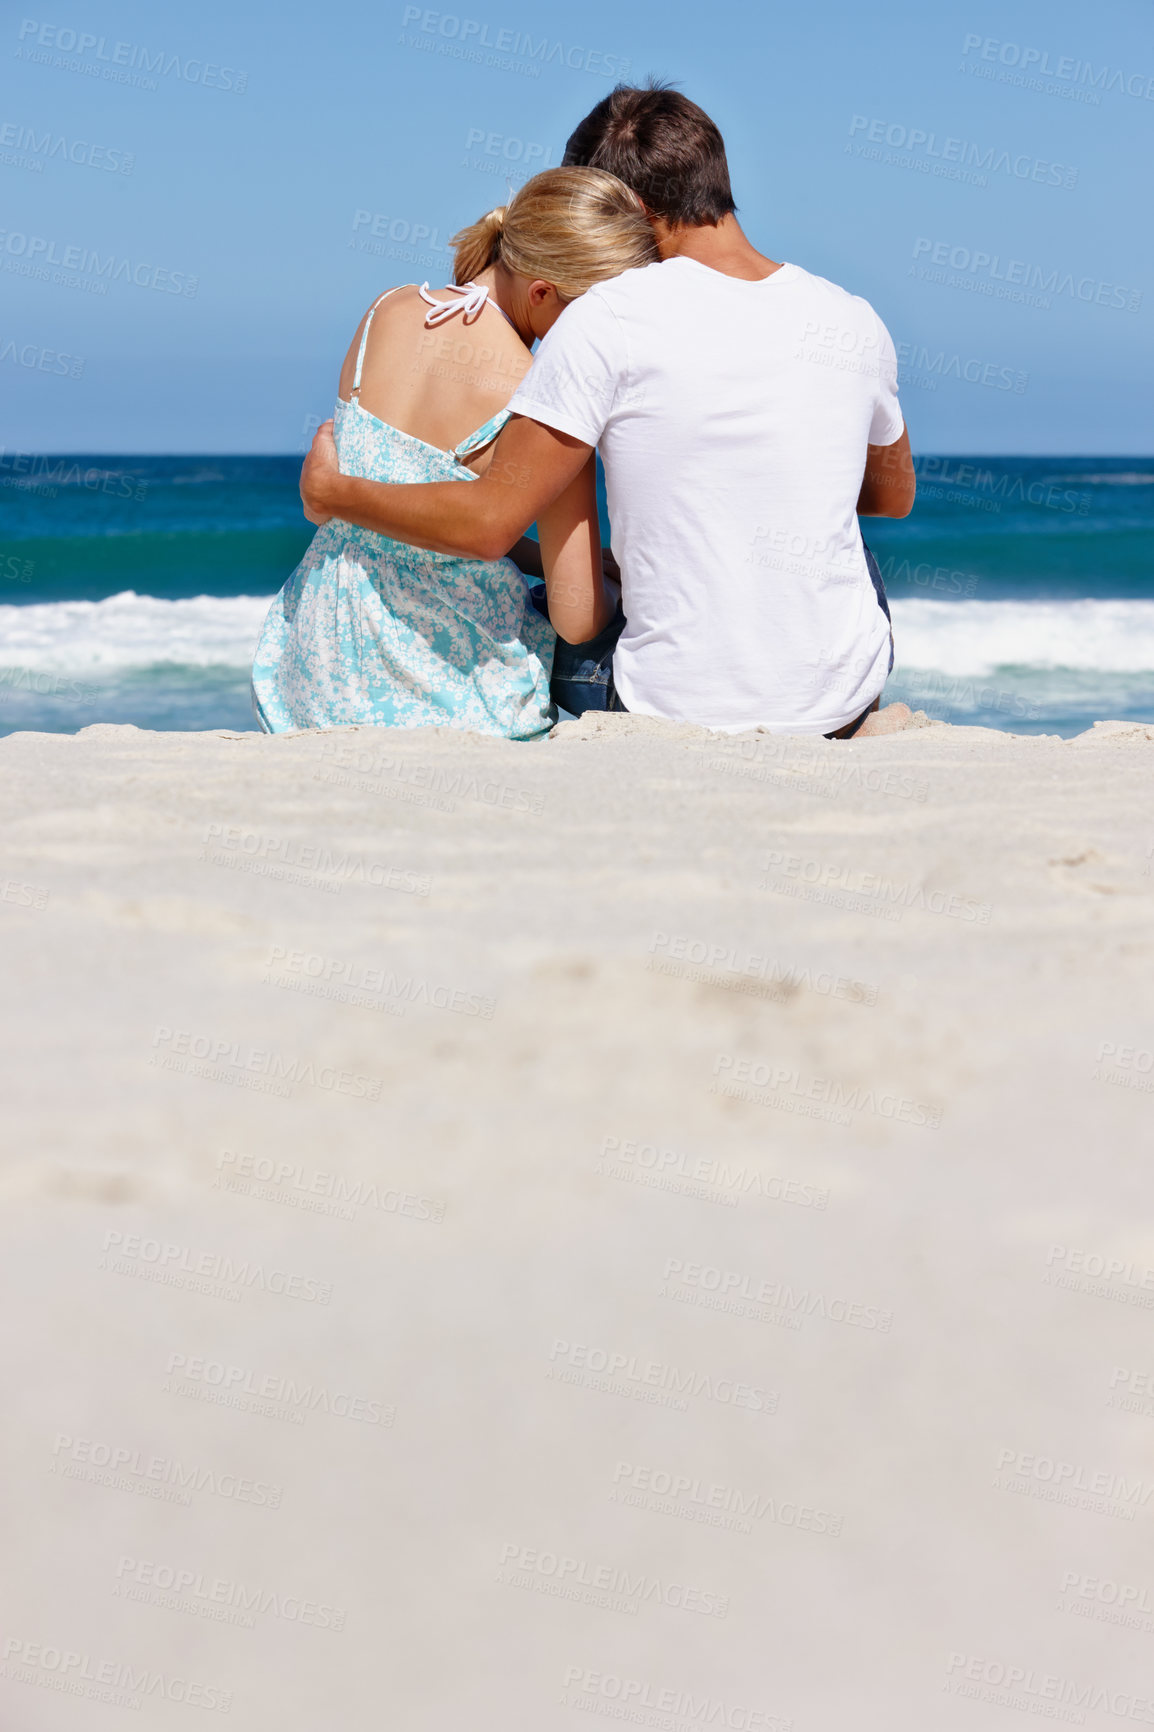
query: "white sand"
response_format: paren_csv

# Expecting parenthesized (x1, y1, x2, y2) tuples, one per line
(2, 713, 1153, 1728)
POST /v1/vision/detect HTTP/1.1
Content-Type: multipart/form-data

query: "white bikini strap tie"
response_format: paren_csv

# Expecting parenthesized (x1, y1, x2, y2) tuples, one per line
(418, 280, 491, 328)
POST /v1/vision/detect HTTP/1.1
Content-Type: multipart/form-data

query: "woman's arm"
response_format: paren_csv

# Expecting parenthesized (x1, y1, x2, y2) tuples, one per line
(535, 455, 615, 645)
(302, 416, 593, 560)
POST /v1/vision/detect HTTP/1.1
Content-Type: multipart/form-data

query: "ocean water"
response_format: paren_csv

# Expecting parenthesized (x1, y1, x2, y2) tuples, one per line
(0, 454, 1151, 737)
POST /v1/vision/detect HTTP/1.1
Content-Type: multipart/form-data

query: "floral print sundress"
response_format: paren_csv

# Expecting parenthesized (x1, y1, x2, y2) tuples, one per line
(251, 285, 555, 738)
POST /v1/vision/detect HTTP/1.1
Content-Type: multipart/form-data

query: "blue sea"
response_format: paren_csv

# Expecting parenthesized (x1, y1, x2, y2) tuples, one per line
(1, 454, 1152, 737)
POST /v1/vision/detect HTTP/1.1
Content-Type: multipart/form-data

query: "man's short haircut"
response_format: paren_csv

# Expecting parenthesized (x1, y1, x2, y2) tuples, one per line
(562, 81, 737, 228)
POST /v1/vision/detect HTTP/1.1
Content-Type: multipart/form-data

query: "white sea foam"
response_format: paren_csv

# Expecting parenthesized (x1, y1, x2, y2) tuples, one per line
(890, 598, 1154, 677)
(2, 591, 1154, 681)
(1042, 473, 1154, 485)
(0, 591, 272, 671)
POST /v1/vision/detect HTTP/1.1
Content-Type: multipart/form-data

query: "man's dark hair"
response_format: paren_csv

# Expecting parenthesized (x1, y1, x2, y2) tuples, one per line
(562, 81, 737, 228)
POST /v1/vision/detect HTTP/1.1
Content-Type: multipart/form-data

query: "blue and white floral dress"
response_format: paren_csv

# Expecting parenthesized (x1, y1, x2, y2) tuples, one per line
(251, 287, 555, 738)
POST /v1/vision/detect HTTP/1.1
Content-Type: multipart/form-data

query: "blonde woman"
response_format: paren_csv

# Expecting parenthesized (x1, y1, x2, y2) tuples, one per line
(251, 168, 656, 736)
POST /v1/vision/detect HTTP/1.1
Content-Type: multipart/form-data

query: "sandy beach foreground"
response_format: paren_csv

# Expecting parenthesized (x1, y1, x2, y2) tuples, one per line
(3, 712, 1153, 1729)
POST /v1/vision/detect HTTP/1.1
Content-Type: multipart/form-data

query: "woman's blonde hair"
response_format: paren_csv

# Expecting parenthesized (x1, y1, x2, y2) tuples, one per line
(450, 166, 657, 302)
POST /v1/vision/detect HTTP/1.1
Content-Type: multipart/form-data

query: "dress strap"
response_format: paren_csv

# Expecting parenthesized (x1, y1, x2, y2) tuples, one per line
(350, 286, 405, 399)
(453, 408, 512, 463)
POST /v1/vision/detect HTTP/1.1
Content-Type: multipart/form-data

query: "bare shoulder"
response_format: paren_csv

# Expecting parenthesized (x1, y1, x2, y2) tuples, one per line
(400, 289, 533, 390)
(337, 283, 533, 451)
(361, 282, 429, 330)
(337, 285, 423, 396)
(344, 284, 530, 399)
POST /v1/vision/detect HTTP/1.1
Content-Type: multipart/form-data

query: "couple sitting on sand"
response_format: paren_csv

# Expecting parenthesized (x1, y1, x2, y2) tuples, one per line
(252, 83, 915, 741)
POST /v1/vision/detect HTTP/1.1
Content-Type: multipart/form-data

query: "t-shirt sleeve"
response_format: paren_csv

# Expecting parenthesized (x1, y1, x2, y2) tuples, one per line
(506, 289, 627, 447)
(868, 314, 905, 446)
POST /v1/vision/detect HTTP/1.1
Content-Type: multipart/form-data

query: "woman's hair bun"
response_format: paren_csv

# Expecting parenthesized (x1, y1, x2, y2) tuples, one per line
(450, 206, 507, 283)
(451, 169, 659, 300)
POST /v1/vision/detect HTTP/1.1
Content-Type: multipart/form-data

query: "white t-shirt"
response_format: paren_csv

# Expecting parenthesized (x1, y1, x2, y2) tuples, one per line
(507, 257, 904, 733)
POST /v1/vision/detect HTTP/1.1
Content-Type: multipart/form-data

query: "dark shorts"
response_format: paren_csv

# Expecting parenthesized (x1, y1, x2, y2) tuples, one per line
(543, 598, 628, 717)
(537, 543, 894, 724)
(865, 542, 893, 633)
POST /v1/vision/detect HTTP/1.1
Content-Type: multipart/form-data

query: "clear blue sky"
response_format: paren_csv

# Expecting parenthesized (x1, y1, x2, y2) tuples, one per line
(3, 0, 1151, 451)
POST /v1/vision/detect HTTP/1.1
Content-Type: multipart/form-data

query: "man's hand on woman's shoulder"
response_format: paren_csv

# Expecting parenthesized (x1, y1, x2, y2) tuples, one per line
(301, 420, 341, 525)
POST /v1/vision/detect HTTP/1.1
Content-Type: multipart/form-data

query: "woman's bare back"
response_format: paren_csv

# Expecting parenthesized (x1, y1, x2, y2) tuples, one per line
(337, 285, 533, 474)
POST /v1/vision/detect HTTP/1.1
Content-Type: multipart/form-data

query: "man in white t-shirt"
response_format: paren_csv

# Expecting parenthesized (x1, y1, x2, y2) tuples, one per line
(301, 83, 914, 736)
